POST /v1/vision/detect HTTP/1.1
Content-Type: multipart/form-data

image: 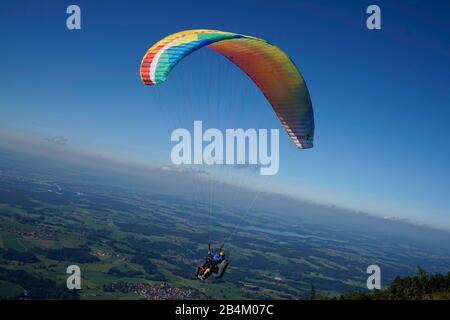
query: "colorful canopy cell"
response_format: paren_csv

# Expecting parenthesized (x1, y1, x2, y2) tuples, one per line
(140, 29, 314, 149)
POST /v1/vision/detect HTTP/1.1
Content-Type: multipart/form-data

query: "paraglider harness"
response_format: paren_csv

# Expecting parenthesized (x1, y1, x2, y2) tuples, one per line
(196, 243, 229, 280)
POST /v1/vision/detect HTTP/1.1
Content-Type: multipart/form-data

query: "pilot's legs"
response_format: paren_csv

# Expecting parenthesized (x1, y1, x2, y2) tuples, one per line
(202, 267, 212, 279)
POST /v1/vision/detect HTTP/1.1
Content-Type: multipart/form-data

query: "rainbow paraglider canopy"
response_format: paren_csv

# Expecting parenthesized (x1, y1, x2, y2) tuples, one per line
(140, 29, 314, 149)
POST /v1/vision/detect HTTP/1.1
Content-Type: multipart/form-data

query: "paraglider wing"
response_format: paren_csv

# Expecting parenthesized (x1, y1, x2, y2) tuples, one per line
(140, 29, 314, 149)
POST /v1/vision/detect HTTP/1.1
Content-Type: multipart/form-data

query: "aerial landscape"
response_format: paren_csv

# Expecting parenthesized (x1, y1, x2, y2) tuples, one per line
(1, 146, 449, 300)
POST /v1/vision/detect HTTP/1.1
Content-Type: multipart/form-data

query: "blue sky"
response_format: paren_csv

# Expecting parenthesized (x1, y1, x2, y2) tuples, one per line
(0, 0, 449, 228)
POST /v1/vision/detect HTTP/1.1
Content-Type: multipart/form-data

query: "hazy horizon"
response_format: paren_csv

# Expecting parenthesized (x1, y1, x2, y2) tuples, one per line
(2, 130, 449, 233)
